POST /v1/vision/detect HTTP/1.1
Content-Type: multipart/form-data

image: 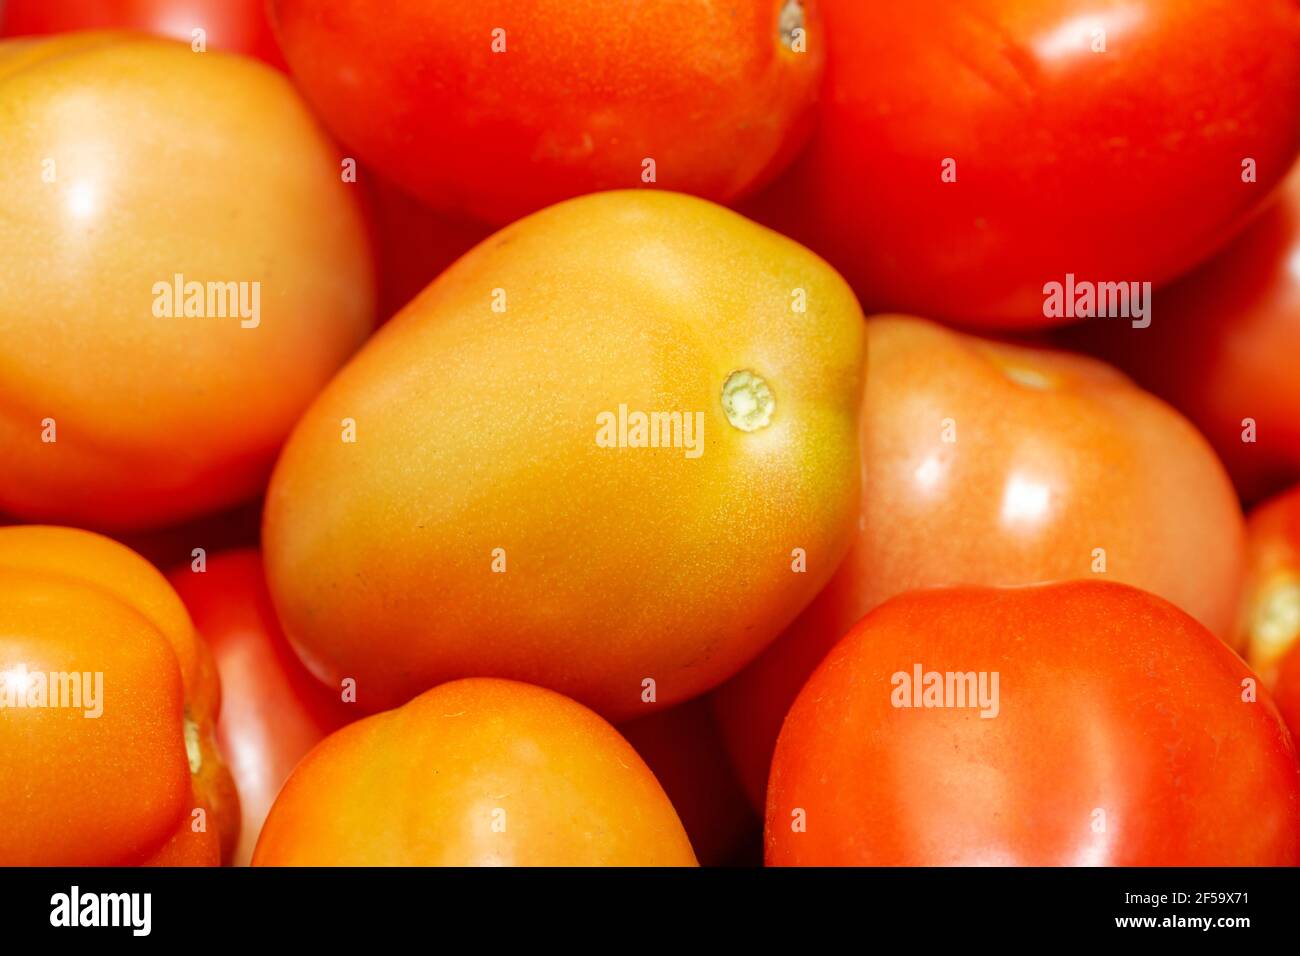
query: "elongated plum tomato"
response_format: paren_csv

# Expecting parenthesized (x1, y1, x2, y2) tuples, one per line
(745, 0, 1300, 327)
(252, 678, 697, 866)
(0, 34, 374, 531)
(267, 0, 824, 224)
(169, 549, 354, 867)
(715, 315, 1245, 809)
(1236, 484, 1300, 685)
(767, 582, 1300, 866)
(263, 191, 866, 721)
(0, 0, 286, 68)
(0, 526, 237, 865)
(1059, 166, 1300, 504)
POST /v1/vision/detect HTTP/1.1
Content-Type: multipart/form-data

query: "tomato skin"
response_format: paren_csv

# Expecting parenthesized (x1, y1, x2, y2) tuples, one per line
(0, 526, 235, 865)
(1237, 485, 1300, 684)
(1275, 639, 1300, 743)
(745, 0, 1300, 327)
(264, 190, 866, 721)
(1058, 168, 1300, 504)
(268, 0, 823, 224)
(766, 582, 1300, 866)
(0, 33, 375, 531)
(168, 549, 354, 867)
(715, 315, 1244, 809)
(252, 678, 698, 866)
(0, 0, 286, 67)
(618, 698, 760, 866)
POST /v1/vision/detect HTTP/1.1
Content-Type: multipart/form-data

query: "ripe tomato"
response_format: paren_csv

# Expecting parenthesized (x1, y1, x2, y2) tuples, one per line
(0, 0, 286, 67)
(715, 315, 1245, 808)
(264, 191, 866, 721)
(252, 678, 697, 866)
(1059, 167, 1300, 504)
(1274, 639, 1300, 743)
(619, 698, 760, 867)
(168, 549, 354, 866)
(0, 525, 237, 865)
(0, 34, 375, 531)
(1236, 484, 1300, 685)
(268, 0, 824, 224)
(745, 0, 1300, 327)
(767, 581, 1300, 866)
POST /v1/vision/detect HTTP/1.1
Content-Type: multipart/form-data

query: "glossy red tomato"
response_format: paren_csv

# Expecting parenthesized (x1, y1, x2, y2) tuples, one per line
(269, 0, 824, 224)
(767, 582, 1300, 866)
(746, 0, 1300, 327)
(715, 315, 1245, 809)
(0, 0, 285, 67)
(1275, 639, 1300, 744)
(1059, 166, 1300, 503)
(168, 550, 354, 866)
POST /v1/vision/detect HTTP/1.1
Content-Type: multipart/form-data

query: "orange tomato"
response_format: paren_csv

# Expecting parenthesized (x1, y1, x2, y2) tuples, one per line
(269, 0, 823, 224)
(1237, 484, 1300, 684)
(169, 549, 355, 866)
(252, 678, 697, 866)
(0, 525, 236, 865)
(767, 582, 1300, 866)
(715, 315, 1245, 808)
(263, 190, 866, 720)
(0, 33, 374, 531)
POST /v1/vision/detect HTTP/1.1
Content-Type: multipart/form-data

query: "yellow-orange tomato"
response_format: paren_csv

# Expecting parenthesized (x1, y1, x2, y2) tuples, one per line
(715, 315, 1246, 808)
(264, 191, 865, 720)
(0, 525, 236, 865)
(1238, 484, 1300, 684)
(252, 678, 697, 866)
(0, 33, 374, 531)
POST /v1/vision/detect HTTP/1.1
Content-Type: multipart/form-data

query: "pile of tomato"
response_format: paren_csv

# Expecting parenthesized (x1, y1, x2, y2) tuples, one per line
(2, 0, 1299, 868)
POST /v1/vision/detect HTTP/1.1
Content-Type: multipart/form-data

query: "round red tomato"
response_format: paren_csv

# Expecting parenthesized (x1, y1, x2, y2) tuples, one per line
(1236, 483, 1300, 685)
(767, 581, 1300, 865)
(1059, 166, 1300, 504)
(168, 549, 354, 866)
(268, 0, 824, 224)
(0, 0, 285, 67)
(746, 0, 1300, 327)
(714, 315, 1245, 809)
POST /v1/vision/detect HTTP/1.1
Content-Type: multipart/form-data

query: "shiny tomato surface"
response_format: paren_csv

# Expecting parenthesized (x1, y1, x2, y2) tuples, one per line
(252, 678, 698, 866)
(1237, 484, 1300, 685)
(269, 0, 824, 223)
(747, 0, 1300, 327)
(715, 315, 1245, 808)
(169, 549, 354, 866)
(767, 582, 1300, 866)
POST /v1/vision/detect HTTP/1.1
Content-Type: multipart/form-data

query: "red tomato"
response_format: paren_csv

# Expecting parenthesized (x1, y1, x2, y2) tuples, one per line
(767, 581, 1300, 866)
(1236, 484, 1300, 685)
(1059, 166, 1300, 504)
(618, 698, 760, 867)
(1275, 640, 1300, 744)
(0, 0, 285, 67)
(745, 0, 1300, 327)
(714, 315, 1245, 809)
(168, 550, 354, 866)
(268, 0, 824, 224)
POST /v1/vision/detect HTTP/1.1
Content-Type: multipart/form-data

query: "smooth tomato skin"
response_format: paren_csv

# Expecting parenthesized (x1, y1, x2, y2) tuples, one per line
(745, 0, 1300, 327)
(252, 678, 698, 866)
(0, 526, 235, 865)
(268, 0, 823, 224)
(766, 582, 1300, 866)
(715, 315, 1245, 809)
(1275, 639, 1300, 744)
(264, 191, 866, 721)
(1059, 168, 1300, 504)
(618, 698, 760, 867)
(0, 0, 286, 67)
(0, 34, 375, 531)
(168, 549, 354, 867)
(1236, 484, 1300, 684)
